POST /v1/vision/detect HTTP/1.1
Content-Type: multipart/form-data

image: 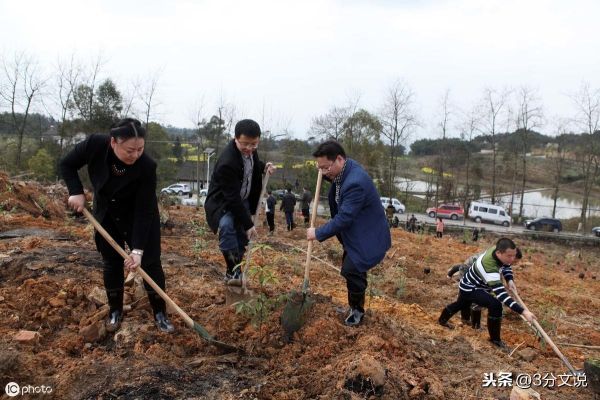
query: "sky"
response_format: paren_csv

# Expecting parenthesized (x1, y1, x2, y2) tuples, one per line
(1, 0, 599, 140)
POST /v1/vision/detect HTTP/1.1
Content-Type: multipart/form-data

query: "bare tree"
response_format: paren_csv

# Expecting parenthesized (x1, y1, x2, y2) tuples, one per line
(0, 52, 46, 168)
(309, 105, 349, 141)
(434, 89, 452, 206)
(550, 119, 570, 218)
(339, 92, 362, 153)
(52, 53, 81, 152)
(80, 53, 106, 125)
(478, 87, 510, 203)
(458, 105, 480, 219)
(136, 69, 163, 128)
(515, 86, 544, 221)
(570, 82, 600, 230)
(380, 80, 418, 197)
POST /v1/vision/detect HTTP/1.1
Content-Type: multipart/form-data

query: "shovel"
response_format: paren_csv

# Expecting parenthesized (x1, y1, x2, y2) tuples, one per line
(82, 208, 241, 353)
(225, 172, 270, 305)
(511, 290, 583, 375)
(281, 169, 323, 339)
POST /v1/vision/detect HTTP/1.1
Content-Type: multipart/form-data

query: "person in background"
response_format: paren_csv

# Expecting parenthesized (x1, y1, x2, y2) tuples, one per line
(204, 119, 276, 285)
(265, 190, 276, 235)
(307, 140, 391, 326)
(60, 118, 175, 334)
(436, 217, 444, 238)
(408, 214, 417, 233)
(300, 186, 313, 227)
(280, 188, 297, 231)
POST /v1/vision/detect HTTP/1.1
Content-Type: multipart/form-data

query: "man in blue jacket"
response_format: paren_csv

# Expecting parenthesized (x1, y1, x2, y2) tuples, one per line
(307, 140, 391, 326)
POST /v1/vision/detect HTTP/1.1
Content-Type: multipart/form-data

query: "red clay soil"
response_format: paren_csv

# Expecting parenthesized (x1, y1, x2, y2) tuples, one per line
(0, 177, 599, 399)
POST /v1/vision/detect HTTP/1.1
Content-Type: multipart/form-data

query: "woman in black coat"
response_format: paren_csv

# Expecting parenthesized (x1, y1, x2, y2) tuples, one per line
(60, 118, 174, 333)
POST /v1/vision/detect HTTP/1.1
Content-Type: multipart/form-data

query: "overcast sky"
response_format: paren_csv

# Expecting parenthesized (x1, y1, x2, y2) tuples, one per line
(1, 0, 599, 140)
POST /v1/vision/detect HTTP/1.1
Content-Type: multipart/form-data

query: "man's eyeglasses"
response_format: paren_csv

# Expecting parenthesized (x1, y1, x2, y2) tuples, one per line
(236, 139, 258, 150)
(317, 161, 335, 172)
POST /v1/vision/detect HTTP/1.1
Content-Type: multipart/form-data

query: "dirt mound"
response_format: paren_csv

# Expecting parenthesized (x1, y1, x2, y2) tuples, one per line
(0, 172, 67, 224)
(0, 185, 598, 399)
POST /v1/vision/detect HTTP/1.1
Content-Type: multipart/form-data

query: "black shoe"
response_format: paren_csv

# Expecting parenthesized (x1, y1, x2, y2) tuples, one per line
(106, 309, 123, 333)
(490, 339, 510, 351)
(344, 309, 364, 326)
(154, 312, 175, 333)
(471, 308, 482, 330)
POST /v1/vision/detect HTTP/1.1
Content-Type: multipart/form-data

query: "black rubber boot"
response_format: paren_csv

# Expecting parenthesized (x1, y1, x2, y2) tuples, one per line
(471, 307, 482, 330)
(106, 288, 124, 332)
(221, 250, 241, 280)
(488, 316, 509, 350)
(438, 307, 455, 329)
(460, 306, 471, 324)
(345, 291, 365, 326)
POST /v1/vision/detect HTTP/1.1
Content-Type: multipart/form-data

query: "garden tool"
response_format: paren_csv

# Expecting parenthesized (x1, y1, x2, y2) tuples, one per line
(225, 172, 270, 305)
(511, 290, 583, 376)
(82, 208, 241, 353)
(281, 169, 323, 339)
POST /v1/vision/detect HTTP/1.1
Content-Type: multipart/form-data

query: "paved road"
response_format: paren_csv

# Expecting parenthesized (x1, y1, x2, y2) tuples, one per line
(399, 212, 526, 234)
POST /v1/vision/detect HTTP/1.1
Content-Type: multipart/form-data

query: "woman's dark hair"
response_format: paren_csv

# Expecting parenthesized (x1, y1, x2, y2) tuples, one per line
(312, 140, 346, 161)
(110, 118, 146, 140)
(495, 238, 516, 253)
(235, 119, 261, 138)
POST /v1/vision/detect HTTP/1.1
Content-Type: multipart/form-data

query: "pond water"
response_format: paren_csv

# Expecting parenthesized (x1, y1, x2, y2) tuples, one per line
(393, 178, 599, 220)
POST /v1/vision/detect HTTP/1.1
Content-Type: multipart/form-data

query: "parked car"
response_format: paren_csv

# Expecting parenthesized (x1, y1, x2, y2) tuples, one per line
(468, 201, 511, 227)
(426, 204, 464, 220)
(380, 197, 405, 214)
(273, 189, 300, 200)
(524, 217, 562, 232)
(199, 188, 208, 197)
(160, 183, 191, 196)
(592, 227, 600, 237)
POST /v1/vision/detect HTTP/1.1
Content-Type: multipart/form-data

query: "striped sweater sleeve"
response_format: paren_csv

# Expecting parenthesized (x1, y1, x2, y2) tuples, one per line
(475, 255, 524, 314)
(501, 265, 514, 282)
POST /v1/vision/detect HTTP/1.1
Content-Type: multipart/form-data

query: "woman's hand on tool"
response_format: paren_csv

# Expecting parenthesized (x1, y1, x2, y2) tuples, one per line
(522, 309, 536, 323)
(306, 228, 316, 241)
(125, 252, 142, 271)
(67, 194, 86, 213)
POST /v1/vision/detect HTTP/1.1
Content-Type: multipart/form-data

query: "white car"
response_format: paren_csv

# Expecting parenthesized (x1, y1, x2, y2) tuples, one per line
(160, 183, 191, 196)
(468, 201, 511, 227)
(199, 188, 208, 197)
(380, 197, 405, 214)
(592, 227, 600, 237)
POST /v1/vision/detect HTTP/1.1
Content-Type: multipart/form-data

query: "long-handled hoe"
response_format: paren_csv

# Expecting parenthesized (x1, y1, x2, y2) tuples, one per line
(82, 208, 241, 353)
(512, 290, 583, 376)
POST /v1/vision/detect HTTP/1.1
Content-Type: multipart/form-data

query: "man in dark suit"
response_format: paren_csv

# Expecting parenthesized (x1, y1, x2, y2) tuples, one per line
(60, 118, 174, 333)
(280, 188, 297, 231)
(300, 187, 312, 227)
(204, 119, 275, 285)
(307, 140, 391, 326)
(265, 190, 276, 234)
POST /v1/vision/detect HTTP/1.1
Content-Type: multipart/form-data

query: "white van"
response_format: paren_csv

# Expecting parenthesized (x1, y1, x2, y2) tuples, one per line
(468, 201, 511, 227)
(381, 197, 405, 214)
